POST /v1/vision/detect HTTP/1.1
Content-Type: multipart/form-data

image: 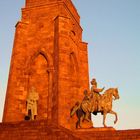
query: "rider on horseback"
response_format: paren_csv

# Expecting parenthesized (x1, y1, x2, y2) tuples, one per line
(90, 78, 105, 112)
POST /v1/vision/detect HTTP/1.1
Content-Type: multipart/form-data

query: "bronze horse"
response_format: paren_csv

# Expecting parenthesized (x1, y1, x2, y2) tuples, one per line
(70, 88, 120, 128)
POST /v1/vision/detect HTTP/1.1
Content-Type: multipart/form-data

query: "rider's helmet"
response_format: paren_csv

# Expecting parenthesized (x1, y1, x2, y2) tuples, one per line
(91, 78, 97, 86)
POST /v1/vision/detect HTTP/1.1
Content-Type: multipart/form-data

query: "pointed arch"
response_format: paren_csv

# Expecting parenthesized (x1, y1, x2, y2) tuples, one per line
(28, 50, 53, 68)
(24, 50, 54, 120)
(69, 52, 79, 84)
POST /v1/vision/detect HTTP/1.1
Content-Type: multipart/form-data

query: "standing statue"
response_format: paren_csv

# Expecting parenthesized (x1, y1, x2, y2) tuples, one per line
(90, 78, 105, 112)
(25, 87, 39, 120)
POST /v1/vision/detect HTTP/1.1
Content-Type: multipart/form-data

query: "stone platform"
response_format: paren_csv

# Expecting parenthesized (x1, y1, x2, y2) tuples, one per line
(75, 128, 140, 140)
(0, 120, 140, 140)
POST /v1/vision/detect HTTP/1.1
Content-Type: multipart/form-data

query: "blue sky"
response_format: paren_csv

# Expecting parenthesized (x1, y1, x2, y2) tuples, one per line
(0, 0, 140, 130)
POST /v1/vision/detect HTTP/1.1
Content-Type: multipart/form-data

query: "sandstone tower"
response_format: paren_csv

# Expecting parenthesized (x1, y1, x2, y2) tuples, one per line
(3, 0, 89, 129)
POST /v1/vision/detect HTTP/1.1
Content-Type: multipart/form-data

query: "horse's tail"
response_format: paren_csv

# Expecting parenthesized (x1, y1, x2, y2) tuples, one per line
(70, 102, 80, 117)
(70, 106, 75, 117)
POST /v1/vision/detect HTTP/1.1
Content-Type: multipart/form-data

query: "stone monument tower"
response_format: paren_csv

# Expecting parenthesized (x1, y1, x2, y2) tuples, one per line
(3, 0, 89, 129)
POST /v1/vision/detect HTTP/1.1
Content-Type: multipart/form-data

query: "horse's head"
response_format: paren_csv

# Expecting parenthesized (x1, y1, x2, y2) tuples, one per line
(70, 101, 80, 117)
(112, 88, 120, 100)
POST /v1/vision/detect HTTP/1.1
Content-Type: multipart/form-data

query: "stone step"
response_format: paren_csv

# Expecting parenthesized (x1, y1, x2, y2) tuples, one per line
(0, 120, 81, 140)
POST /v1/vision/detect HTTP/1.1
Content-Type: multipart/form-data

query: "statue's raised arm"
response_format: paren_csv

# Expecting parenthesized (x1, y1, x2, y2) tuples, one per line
(90, 78, 105, 94)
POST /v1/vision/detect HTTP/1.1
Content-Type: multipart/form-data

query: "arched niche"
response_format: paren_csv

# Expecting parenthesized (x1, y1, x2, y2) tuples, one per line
(27, 52, 53, 120)
(69, 52, 79, 85)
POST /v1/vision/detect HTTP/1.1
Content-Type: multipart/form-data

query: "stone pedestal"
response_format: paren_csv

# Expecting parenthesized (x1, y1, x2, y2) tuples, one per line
(80, 121, 93, 129)
(75, 127, 116, 132)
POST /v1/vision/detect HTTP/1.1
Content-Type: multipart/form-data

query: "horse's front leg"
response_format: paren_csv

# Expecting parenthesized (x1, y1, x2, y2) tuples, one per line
(103, 111, 107, 127)
(109, 110, 118, 124)
(76, 120, 79, 129)
(85, 112, 92, 122)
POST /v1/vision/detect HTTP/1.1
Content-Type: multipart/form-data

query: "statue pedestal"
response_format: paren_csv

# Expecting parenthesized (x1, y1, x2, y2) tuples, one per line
(80, 120, 93, 129)
(75, 127, 116, 132)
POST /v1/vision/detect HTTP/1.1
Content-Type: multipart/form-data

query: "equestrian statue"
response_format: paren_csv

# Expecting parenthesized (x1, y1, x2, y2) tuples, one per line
(70, 78, 120, 128)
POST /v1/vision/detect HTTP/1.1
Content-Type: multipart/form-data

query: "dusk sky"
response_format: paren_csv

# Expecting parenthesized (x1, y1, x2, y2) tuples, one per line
(0, 0, 140, 130)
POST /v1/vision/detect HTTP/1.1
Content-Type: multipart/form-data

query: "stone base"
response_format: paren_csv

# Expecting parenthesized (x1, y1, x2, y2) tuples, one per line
(0, 120, 140, 140)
